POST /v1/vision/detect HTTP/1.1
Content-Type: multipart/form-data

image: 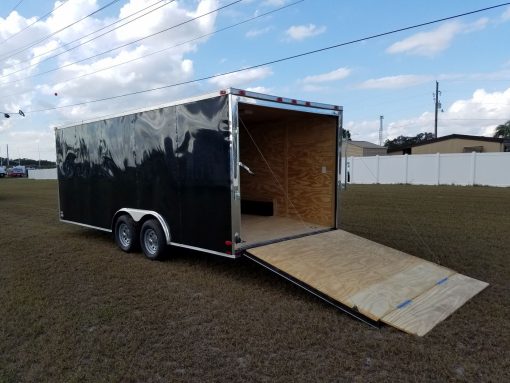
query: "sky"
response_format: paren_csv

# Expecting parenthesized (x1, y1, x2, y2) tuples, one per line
(0, 0, 509, 161)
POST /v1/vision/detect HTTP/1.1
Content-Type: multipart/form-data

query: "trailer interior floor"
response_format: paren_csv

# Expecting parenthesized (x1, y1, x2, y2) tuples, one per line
(239, 214, 329, 248)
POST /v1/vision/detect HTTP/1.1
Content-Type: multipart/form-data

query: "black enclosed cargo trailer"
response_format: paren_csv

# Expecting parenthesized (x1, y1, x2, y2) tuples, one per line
(55, 88, 488, 336)
(56, 88, 343, 260)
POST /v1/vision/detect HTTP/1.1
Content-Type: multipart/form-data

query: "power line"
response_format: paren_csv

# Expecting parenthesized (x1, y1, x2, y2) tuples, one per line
(26, 2, 510, 115)
(1, 0, 173, 79)
(0, 0, 122, 62)
(0, 0, 303, 101)
(0, 0, 243, 86)
(0, 1, 70, 46)
(6, 0, 26, 16)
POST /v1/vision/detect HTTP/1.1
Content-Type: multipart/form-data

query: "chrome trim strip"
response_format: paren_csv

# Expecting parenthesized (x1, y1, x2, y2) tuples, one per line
(55, 128, 62, 223)
(60, 219, 112, 232)
(116, 208, 171, 244)
(169, 242, 236, 259)
(229, 94, 241, 254)
(336, 111, 343, 229)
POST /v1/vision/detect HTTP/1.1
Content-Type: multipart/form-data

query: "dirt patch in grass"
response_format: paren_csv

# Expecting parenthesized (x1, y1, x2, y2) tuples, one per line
(1, 179, 509, 382)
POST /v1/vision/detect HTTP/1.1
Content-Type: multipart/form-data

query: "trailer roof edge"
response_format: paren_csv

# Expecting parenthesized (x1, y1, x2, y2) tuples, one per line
(54, 88, 343, 131)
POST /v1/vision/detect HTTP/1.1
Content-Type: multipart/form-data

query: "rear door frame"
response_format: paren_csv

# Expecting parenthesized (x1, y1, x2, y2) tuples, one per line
(228, 93, 343, 256)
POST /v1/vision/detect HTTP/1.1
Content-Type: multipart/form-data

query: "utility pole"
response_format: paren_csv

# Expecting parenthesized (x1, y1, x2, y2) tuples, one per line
(379, 115, 384, 146)
(433, 81, 442, 138)
(6, 144, 9, 166)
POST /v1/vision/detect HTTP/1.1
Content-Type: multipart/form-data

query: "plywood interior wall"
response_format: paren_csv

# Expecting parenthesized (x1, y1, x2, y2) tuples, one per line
(239, 105, 337, 227)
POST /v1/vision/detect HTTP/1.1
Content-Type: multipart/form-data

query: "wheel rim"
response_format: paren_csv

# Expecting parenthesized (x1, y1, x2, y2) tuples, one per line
(118, 222, 131, 248)
(144, 228, 159, 255)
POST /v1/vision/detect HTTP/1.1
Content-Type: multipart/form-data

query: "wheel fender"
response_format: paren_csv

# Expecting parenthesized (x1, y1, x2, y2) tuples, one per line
(113, 208, 171, 245)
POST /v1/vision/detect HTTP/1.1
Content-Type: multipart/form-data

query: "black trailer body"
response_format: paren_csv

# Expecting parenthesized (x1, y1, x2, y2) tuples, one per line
(56, 89, 343, 258)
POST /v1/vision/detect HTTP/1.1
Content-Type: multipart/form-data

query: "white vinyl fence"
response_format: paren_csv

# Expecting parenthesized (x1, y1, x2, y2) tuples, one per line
(344, 152, 510, 187)
(28, 168, 57, 180)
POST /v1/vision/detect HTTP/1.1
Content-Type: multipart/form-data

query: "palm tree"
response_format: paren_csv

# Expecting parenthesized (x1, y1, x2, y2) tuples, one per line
(493, 120, 510, 138)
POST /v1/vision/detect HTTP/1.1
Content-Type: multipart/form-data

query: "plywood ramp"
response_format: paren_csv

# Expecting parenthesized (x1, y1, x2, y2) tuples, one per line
(247, 230, 488, 336)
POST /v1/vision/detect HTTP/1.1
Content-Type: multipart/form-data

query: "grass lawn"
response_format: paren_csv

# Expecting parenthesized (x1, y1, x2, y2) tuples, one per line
(0, 179, 509, 382)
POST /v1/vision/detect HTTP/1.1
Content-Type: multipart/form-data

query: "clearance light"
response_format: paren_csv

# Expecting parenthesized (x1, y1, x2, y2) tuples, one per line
(305, 101, 311, 106)
(291, 99, 297, 104)
(276, 97, 283, 102)
(225, 240, 233, 246)
(220, 90, 227, 95)
(238, 90, 246, 96)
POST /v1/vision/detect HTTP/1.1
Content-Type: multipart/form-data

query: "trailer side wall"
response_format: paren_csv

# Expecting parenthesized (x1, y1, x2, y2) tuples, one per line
(56, 95, 232, 253)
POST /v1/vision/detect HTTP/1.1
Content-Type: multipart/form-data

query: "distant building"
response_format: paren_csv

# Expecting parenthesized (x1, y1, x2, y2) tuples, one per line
(387, 134, 510, 155)
(343, 140, 387, 157)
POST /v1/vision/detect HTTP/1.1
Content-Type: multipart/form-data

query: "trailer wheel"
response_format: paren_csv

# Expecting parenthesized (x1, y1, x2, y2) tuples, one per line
(114, 215, 138, 252)
(140, 219, 166, 260)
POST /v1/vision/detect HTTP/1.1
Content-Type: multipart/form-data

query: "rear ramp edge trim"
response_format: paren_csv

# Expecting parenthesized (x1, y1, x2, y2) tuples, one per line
(244, 252, 380, 329)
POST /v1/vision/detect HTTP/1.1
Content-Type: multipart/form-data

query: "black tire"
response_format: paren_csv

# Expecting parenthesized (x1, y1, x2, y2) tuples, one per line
(114, 215, 138, 252)
(140, 219, 166, 260)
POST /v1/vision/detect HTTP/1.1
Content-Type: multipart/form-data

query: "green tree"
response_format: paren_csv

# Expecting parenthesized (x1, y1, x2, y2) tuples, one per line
(493, 120, 510, 138)
(384, 132, 434, 149)
(342, 129, 351, 140)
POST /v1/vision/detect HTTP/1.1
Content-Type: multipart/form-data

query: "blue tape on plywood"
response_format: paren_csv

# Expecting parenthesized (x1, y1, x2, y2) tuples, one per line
(396, 299, 413, 309)
(436, 277, 449, 285)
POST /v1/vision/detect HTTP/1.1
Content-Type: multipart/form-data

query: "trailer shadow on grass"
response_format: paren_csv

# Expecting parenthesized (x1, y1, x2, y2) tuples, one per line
(65, 227, 304, 292)
(164, 246, 380, 328)
(66, 228, 113, 244)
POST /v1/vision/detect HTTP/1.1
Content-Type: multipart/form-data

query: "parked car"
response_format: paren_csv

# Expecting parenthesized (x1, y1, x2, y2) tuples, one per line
(0, 166, 6, 178)
(9, 165, 26, 177)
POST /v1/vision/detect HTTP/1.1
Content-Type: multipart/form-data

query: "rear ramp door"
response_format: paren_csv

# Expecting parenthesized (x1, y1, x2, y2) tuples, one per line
(246, 230, 488, 336)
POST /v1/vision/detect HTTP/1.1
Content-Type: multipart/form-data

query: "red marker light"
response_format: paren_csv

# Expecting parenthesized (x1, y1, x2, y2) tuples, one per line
(225, 240, 233, 246)
(239, 90, 246, 96)
(276, 97, 283, 102)
(220, 90, 227, 95)
(291, 99, 297, 104)
(305, 101, 311, 106)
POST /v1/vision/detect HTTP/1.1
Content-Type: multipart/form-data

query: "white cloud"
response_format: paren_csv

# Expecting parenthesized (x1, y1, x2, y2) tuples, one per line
(263, 0, 287, 5)
(357, 70, 510, 90)
(387, 18, 488, 57)
(285, 24, 326, 41)
(301, 67, 351, 84)
(345, 119, 381, 143)
(302, 84, 328, 92)
(448, 88, 510, 122)
(246, 26, 273, 38)
(349, 87, 510, 142)
(358, 74, 433, 89)
(0, 0, 221, 161)
(246, 86, 273, 94)
(208, 67, 273, 88)
(0, 128, 55, 162)
(502, 6, 510, 21)
(387, 22, 462, 56)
